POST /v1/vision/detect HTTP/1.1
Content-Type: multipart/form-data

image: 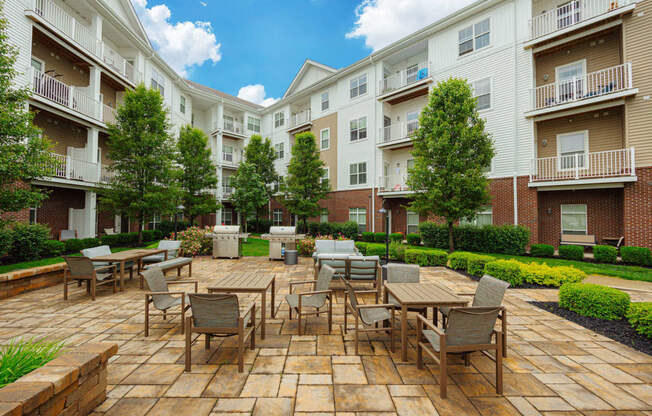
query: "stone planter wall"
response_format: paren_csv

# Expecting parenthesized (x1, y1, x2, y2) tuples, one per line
(0, 263, 65, 300)
(0, 342, 117, 416)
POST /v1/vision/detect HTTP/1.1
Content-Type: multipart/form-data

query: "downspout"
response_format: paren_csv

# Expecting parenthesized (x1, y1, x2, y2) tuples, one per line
(370, 55, 376, 232)
(512, 0, 519, 226)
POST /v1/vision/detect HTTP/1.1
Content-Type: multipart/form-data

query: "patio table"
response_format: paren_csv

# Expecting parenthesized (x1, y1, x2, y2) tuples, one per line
(207, 272, 276, 339)
(384, 282, 468, 361)
(90, 248, 167, 291)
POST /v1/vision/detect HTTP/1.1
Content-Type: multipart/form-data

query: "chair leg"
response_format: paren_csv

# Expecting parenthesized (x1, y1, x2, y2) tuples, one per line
(205, 334, 210, 350)
(178, 267, 181, 277)
(181, 307, 185, 334)
(328, 298, 332, 334)
(464, 352, 470, 367)
(237, 332, 244, 373)
(112, 277, 117, 293)
(297, 309, 302, 336)
(343, 298, 348, 334)
(440, 350, 447, 399)
(185, 318, 192, 372)
(91, 279, 96, 301)
(354, 313, 359, 356)
(496, 336, 504, 395)
(63, 271, 68, 300)
(501, 310, 508, 358)
(144, 298, 150, 337)
(416, 318, 422, 368)
(189, 263, 192, 277)
(390, 311, 395, 353)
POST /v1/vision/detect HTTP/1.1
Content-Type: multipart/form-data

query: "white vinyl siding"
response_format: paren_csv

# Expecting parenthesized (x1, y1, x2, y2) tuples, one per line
(349, 74, 368, 99)
(349, 162, 367, 185)
(561, 204, 587, 234)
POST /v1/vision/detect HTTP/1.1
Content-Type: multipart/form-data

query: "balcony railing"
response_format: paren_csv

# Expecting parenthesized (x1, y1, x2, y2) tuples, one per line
(378, 62, 430, 96)
(530, 148, 635, 183)
(31, 68, 99, 119)
(530, 63, 632, 111)
(378, 174, 410, 193)
(102, 104, 117, 124)
(377, 121, 419, 145)
(44, 152, 99, 183)
(529, 0, 634, 40)
(100, 164, 115, 183)
(220, 152, 242, 168)
(290, 110, 311, 128)
(221, 186, 233, 198)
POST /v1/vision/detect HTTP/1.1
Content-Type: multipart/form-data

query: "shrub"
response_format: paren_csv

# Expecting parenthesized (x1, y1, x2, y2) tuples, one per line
(627, 303, 652, 338)
(484, 259, 524, 286)
(116, 232, 137, 246)
(419, 222, 529, 254)
(141, 230, 158, 242)
(389, 241, 406, 262)
(64, 239, 84, 254)
(530, 244, 554, 257)
(81, 237, 100, 249)
(405, 248, 448, 267)
(159, 219, 189, 239)
(297, 237, 315, 256)
(406, 233, 421, 246)
(559, 283, 630, 320)
(354, 241, 367, 255)
(40, 240, 65, 258)
(100, 234, 120, 246)
(558, 245, 584, 261)
(361, 232, 374, 242)
(0, 338, 65, 388)
(373, 232, 386, 243)
(339, 221, 360, 239)
(593, 245, 618, 263)
(467, 254, 495, 277)
(620, 246, 652, 266)
(8, 223, 50, 262)
(389, 232, 403, 243)
(177, 226, 211, 256)
(447, 251, 474, 271)
(0, 227, 13, 259)
(520, 262, 585, 287)
(365, 243, 387, 257)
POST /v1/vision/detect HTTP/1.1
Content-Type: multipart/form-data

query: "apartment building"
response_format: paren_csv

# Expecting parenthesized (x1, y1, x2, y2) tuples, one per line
(5, 0, 651, 248)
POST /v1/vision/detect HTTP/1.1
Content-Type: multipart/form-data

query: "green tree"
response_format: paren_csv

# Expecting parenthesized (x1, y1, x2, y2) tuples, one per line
(407, 78, 494, 251)
(243, 135, 277, 230)
(99, 85, 178, 244)
(0, 2, 56, 221)
(280, 132, 329, 232)
(230, 162, 268, 232)
(177, 125, 219, 225)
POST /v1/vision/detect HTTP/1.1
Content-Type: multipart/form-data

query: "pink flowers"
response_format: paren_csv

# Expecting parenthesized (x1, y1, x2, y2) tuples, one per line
(175, 226, 211, 256)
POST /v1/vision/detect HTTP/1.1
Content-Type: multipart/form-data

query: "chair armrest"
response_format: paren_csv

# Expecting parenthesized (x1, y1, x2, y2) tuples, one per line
(350, 289, 380, 295)
(146, 291, 185, 296)
(417, 314, 444, 336)
(241, 302, 256, 326)
(356, 304, 395, 310)
(168, 280, 199, 293)
(95, 264, 117, 273)
(289, 279, 316, 287)
(298, 289, 332, 297)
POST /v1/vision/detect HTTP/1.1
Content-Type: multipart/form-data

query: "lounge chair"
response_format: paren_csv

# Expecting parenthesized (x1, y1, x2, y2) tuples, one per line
(142, 267, 197, 337)
(63, 256, 117, 301)
(286, 264, 335, 335)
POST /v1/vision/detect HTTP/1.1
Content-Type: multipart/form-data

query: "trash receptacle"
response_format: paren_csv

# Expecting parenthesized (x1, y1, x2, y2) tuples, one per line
(284, 249, 298, 265)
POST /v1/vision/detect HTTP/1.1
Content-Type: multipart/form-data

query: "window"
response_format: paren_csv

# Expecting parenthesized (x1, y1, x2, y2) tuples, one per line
(223, 145, 233, 162)
(273, 175, 284, 193)
(274, 143, 284, 160)
(151, 68, 165, 96)
(349, 162, 367, 185)
(179, 96, 186, 114)
(557, 131, 588, 170)
(349, 116, 367, 142)
(221, 209, 233, 225)
(273, 209, 283, 226)
(472, 78, 491, 110)
(557, 0, 581, 29)
(349, 74, 368, 99)
(320, 128, 330, 150)
(561, 204, 587, 235)
(29, 207, 37, 224)
(349, 208, 367, 233)
(320, 208, 328, 223)
(31, 57, 44, 73)
(406, 64, 419, 84)
(223, 115, 234, 130)
(321, 92, 329, 111)
(407, 211, 419, 235)
(148, 213, 161, 230)
(556, 60, 585, 102)
(321, 167, 329, 185)
(274, 111, 285, 128)
(459, 18, 490, 56)
(460, 206, 493, 226)
(406, 111, 419, 135)
(247, 116, 261, 132)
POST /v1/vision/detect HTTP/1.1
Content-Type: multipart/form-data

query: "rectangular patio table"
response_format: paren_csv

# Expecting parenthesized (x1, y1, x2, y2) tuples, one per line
(90, 248, 167, 291)
(207, 272, 276, 339)
(384, 282, 468, 361)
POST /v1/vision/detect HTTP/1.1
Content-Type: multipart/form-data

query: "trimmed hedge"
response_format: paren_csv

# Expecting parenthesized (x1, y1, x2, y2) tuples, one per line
(593, 245, 617, 264)
(8, 223, 50, 262)
(520, 262, 585, 287)
(0, 228, 12, 258)
(389, 233, 403, 243)
(620, 246, 652, 266)
(373, 232, 386, 243)
(389, 242, 406, 262)
(447, 251, 474, 271)
(406, 233, 421, 246)
(468, 254, 495, 277)
(361, 232, 374, 242)
(307, 221, 359, 239)
(559, 283, 630, 320)
(405, 248, 448, 267)
(484, 259, 524, 286)
(81, 237, 100, 249)
(40, 240, 65, 258)
(558, 245, 584, 261)
(419, 223, 530, 255)
(626, 303, 652, 338)
(530, 244, 554, 257)
(354, 241, 367, 255)
(365, 243, 387, 257)
(64, 239, 85, 254)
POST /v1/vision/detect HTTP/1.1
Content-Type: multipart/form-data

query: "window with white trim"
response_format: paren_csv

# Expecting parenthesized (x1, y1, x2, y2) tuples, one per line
(179, 96, 186, 114)
(273, 209, 283, 226)
(274, 143, 284, 160)
(349, 208, 367, 233)
(221, 209, 233, 225)
(458, 18, 490, 56)
(29, 207, 37, 224)
(223, 144, 234, 162)
(460, 206, 493, 226)
(247, 116, 261, 132)
(274, 111, 285, 128)
(561, 204, 587, 235)
(349, 162, 367, 185)
(148, 213, 161, 230)
(320, 208, 328, 223)
(406, 111, 419, 135)
(472, 78, 491, 110)
(349, 116, 367, 142)
(557, 131, 587, 170)
(320, 128, 330, 150)
(151, 68, 165, 96)
(31, 57, 44, 72)
(349, 74, 368, 99)
(223, 115, 234, 130)
(321, 92, 329, 111)
(407, 211, 419, 235)
(320, 167, 329, 185)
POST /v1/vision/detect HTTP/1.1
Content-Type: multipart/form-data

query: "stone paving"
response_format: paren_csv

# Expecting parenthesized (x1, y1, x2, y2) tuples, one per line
(0, 256, 651, 416)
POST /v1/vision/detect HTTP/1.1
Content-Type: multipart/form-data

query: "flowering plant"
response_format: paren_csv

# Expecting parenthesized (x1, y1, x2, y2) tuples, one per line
(175, 226, 212, 256)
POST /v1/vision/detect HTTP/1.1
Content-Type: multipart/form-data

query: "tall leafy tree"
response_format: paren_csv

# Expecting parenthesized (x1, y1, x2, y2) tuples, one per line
(0, 2, 56, 221)
(99, 85, 178, 243)
(407, 78, 494, 251)
(243, 135, 277, 230)
(177, 125, 219, 225)
(280, 132, 329, 232)
(230, 162, 268, 232)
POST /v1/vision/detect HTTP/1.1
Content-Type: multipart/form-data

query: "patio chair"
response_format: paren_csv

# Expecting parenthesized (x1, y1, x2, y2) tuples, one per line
(348, 255, 382, 301)
(59, 229, 77, 241)
(343, 277, 395, 355)
(286, 264, 335, 335)
(142, 267, 198, 337)
(104, 228, 116, 235)
(386, 263, 427, 315)
(82, 245, 135, 279)
(439, 274, 509, 357)
(142, 240, 181, 264)
(63, 256, 117, 301)
(417, 306, 504, 399)
(185, 294, 255, 373)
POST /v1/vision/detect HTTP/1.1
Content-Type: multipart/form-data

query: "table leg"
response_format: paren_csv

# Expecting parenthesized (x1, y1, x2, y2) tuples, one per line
(271, 279, 276, 318)
(261, 290, 266, 340)
(383, 290, 389, 329)
(120, 261, 125, 291)
(401, 304, 408, 362)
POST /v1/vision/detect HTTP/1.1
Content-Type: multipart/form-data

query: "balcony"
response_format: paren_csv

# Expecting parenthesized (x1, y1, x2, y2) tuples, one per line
(221, 186, 233, 199)
(527, 0, 635, 45)
(42, 152, 99, 183)
(100, 163, 115, 183)
(377, 121, 418, 149)
(377, 62, 431, 102)
(378, 174, 412, 196)
(527, 63, 635, 116)
(288, 110, 312, 132)
(102, 104, 117, 124)
(218, 152, 242, 169)
(529, 148, 636, 187)
(31, 68, 99, 121)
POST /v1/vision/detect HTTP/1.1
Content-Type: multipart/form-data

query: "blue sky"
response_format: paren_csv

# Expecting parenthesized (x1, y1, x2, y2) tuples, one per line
(131, 0, 474, 105)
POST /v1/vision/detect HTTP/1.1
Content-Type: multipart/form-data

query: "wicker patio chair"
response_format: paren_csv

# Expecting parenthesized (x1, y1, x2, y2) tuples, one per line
(386, 263, 428, 315)
(142, 267, 198, 337)
(439, 274, 509, 357)
(82, 245, 135, 279)
(185, 294, 255, 372)
(286, 264, 335, 335)
(63, 256, 116, 301)
(417, 306, 504, 399)
(343, 277, 395, 355)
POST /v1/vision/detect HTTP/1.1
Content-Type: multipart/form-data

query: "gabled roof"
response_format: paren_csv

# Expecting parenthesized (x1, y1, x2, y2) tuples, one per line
(282, 59, 337, 99)
(184, 79, 264, 109)
(96, 0, 152, 49)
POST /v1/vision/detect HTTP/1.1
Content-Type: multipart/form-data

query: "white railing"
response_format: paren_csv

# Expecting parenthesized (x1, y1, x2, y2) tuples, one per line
(377, 120, 419, 145)
(221, 152, 242, 167)
(529, 0, 634, 40)
(378, 174, 410, 192)
(290, 110, 311, 128)
(102, 43, 127, 77)
(530, 63, 632, 111)
(44, 152, 99, 183)
(223, 119, 245, 135)
(102, 104, 117, 124)
(530, 148, 635, 182)
(378, 62, 430, 95)
(100, 164, 115, 182)
(31, 68, 99, 119)
(222, 186, 233, 198)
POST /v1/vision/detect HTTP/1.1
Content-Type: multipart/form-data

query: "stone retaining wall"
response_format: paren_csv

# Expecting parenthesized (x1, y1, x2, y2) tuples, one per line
(0, 342, 117, 416)
(0, 263, 65, 299)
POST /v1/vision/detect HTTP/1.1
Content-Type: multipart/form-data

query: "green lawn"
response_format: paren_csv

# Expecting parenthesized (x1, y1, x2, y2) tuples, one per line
(242, 237, 269, 257)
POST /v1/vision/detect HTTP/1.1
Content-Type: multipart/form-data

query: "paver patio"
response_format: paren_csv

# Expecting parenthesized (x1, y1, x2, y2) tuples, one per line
(0, 256, 650, 416)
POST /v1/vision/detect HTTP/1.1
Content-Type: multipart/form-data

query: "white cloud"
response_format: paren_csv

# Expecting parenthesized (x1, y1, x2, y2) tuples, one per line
(132, 0, 221, 77)
(200, 1, 207, 6)
(346, 0, 475, 51)
(237, 84, 279, 107)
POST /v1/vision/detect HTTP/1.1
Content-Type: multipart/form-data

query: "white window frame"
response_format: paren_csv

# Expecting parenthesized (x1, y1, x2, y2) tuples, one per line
(320, 167, 330, 185)
(179, 96, 186, 114)
(321, 91, 329, 112)
(247, 116, 261, 133)
(29, 207, 38, 224)
(31, 56, 45, 73)
(349, 73, 368, 99)
(274, 143, 284, 160)
(221, 209, 233, 225)
(320, 128, 330, 150)
(349, 162, 367, 186)
(460, 206, 493, 226)
(555, 59, 586, 101)
(151, 68, 166, 96)
(472, 77, 492, 111)
(223, 115, 234, 130)
(148, 213, 161, 230)
(274, 111, 285, 128)
(222, 144, 234, 162)
(561, 204, 587, 234)
(458, 17, 491, 57)
(349, 208, 367, 233)
(320, 208, 329, 223)
(349, 116, 368, 142)
(273, 209, 283, 226)
(556, 130, 588, 171)
(407, 211, 419, 235)
(406, 110, 419, 135)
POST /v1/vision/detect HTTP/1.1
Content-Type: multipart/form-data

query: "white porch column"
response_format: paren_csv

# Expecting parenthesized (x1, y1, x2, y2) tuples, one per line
(216, 101, 224, 130)
(90, 13, 102, 56)
(84, 191, 97, 238)
(89, 66, 102, 119)
(87, 127, 99, 182)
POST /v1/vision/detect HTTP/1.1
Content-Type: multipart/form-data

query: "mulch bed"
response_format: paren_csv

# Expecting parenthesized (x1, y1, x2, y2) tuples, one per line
(530, 301, 652, 356)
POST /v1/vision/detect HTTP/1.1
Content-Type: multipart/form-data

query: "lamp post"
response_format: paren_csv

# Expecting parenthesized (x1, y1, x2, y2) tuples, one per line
(174, 204, 185, 240)
(378, 207, 390, 265)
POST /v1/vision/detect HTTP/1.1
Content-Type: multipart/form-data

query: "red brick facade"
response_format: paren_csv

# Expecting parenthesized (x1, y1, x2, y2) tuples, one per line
(624, 166, 652, 248)
(34, 186, 85, 239)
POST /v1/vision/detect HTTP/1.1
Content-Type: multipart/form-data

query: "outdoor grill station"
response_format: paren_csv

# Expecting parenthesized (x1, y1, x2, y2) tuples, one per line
(261, 226, 305, 261)
(209, 225, 246, 259)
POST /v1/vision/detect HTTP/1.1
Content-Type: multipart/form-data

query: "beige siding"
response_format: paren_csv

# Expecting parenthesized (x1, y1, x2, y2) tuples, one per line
(31, 31, 90, 88)
(99, 134, 111, 164)
(310, 112, 338, 190)
(100, 81, 118, 109)
(33, 110, 87, 155)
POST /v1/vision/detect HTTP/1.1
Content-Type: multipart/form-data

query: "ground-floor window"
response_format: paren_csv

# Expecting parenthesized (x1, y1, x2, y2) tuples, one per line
(221, 209, 233, 225)
(273, 209, 283, 226)
(320, 208, 328, 223)
(349, 208, 367, 233)
(148, 213, 161, 230)
(29, 207, 37, 224)
(460, 205, 493, 226)
(561, 204, 587, 235)
(407, 211, 419, 234)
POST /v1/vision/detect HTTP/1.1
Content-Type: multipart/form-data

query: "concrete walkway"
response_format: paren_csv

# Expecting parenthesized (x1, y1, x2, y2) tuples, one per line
(585, 275, 652, 302)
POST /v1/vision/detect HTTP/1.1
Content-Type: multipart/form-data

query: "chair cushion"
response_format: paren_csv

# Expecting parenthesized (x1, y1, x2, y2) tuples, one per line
(82, 245, 112, 258)
(359, 307, 391, 326)
(334, 240, 355, 253)
(439, 306, 452, 317)
(423, 329, 441, 352)
(156, 294, 190, 311)
(141, 254, 166, 263)
(285, 293, 326, 309)
(315, 240, 335, 253)
(144, 257, 192, 271)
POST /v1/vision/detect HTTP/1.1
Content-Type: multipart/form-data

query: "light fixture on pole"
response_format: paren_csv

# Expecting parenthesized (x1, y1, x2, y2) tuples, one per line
(174, 204, 185, 239)
(378, 207, 389, 265)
